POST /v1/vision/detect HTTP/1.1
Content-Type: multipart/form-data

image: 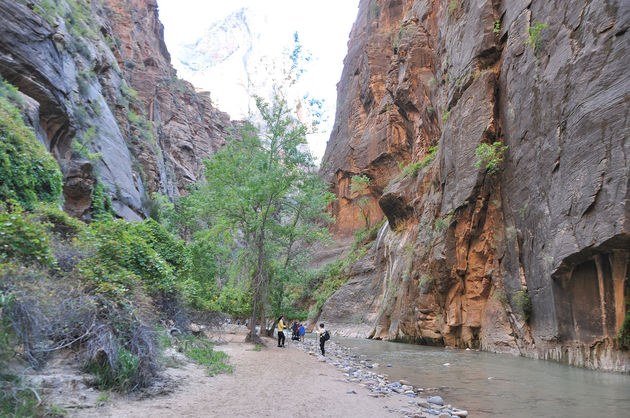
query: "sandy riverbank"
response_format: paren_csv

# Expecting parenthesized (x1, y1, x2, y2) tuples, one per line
(71, 332, 411, 418)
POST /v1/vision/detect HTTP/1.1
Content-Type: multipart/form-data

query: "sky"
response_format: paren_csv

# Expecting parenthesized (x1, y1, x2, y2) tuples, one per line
(156, 0, 360, 162)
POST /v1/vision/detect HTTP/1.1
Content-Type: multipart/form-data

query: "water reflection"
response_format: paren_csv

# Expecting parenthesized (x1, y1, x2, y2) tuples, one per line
(333, 337, 630, 417)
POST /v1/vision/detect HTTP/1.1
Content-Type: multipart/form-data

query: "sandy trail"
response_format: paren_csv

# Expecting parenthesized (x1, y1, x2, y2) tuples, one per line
(72, 334, 409, 418)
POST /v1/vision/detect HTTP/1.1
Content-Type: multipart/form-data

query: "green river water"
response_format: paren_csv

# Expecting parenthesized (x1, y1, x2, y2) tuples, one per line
(333, 337, 630, 417)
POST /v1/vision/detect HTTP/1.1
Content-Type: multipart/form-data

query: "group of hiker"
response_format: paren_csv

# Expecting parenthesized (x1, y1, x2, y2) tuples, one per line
(276, 315, 330, 355)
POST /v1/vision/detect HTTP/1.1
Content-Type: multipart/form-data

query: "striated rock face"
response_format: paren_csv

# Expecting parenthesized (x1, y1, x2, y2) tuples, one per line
(0, 0, 231, 220)
(318, 0, 630, 372)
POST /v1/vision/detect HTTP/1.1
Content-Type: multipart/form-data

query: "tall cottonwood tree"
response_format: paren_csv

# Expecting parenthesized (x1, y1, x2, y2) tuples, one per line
(189, 94, 333, 342)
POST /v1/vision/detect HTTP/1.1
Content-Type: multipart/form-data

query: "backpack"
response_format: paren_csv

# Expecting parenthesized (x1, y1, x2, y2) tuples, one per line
(322, 330, 330, 341)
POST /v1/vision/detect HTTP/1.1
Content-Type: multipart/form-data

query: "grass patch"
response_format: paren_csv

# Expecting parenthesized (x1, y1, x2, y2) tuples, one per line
(181, 336, 232, 376)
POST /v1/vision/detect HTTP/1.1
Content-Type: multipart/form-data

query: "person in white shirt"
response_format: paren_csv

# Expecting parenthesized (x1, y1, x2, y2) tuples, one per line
(315, 323, 329, 356)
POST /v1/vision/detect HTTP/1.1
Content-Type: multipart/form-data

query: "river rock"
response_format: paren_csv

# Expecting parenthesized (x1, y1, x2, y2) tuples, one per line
(451, 409, 468, 417)
(427, 396, 444, 406)
(438, 413, 451, 418)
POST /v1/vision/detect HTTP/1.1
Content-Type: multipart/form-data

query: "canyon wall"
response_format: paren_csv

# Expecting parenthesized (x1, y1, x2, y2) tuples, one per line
(0, 0, 231, 220)
(318, 0, 630, 372)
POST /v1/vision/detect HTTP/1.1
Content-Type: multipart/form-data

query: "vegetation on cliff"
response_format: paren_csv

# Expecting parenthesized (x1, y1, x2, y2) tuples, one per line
(0, 78, 223, 414)
(0, 78, 63, 210)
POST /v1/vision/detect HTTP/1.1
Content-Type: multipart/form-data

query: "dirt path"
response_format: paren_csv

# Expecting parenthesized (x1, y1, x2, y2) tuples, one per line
(72, 335, 409, 418)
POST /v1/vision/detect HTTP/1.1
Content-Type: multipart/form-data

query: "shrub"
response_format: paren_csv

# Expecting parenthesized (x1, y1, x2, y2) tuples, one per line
(493, 19, 501, 36)
(398, 144, 438, 179)
(0, 209, 56, 267)
(90, 182, 113, 220)
(83, 219, 177, 295)
(513, 289, 532, 323)
(526, 21, 549, 53)
(474, 142, 508, 175)
(0, 94, 63, 209)
(85, 344, 140, 392)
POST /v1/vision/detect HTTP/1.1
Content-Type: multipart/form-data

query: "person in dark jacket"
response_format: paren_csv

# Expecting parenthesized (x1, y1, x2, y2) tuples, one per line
(315, 323, 329, 355)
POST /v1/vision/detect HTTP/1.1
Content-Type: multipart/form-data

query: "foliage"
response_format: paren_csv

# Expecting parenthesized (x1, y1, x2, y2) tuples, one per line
(441, 109, 451, 123)
(351, 174, 371, 228)
(370, 3, 380, 18)
(397, 144, 438, 179)
(79, 219, 181, 298)
(0, 91, 63, 210)
(392, 26, 406, 52)
(526, 21, 549, 54)
(617, 301, 630, 349)
(513, 289, 532, 323)
(308, 219, 385, 319)
(86, 345, 140, 392)
(448, 0, 460, 15)
(474, 142, 508, 175)
(0, 207, 56, 267)
(174, 83, 332, 338)
(493, 19, 502, 36)
(181, 336, 232, 375)
(90, 181, 114, 220)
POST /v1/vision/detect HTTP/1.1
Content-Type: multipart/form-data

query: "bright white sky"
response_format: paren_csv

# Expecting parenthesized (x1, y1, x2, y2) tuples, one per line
(157, 0, 360, 162)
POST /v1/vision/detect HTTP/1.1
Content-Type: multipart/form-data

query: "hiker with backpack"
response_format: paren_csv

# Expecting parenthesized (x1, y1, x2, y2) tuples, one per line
(315, 323, 330, 356)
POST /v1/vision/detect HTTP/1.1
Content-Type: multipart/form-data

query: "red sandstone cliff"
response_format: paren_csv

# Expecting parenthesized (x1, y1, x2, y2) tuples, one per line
(317, 0, 630, 372)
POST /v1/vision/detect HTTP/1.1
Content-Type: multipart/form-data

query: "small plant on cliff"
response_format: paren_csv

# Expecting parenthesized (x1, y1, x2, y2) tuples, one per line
(526, 21, 549, 54)
(392, 26, 406, 53)
(441, 109, 451, 123)
(618, 301, 630, 349)
(513, 289, 533, 323)
(370, 3, 380, 19)
(397, 144, 438, 180)
(448, 0, 460, 15)
(474, 142, 508, 175)
(493, 19, 502, 36)
(351, 174, 372, 228)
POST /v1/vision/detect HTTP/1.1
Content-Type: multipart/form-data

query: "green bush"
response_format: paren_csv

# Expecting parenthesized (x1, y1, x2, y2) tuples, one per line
(398, 144, 438, 179)
(85, 345, 140, 392)
(0, 208, 56, 267)
(474, 142, 508, 175)
(513, 289, 532, 323)
(0, 94, 63, 209)
(83, 219, 177, 294)
(90, 182, 114, 220)
(526, 21, 549, 53)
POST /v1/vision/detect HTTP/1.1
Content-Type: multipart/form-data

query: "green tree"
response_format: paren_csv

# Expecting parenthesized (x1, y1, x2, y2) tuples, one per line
(184, 94, 333, 342)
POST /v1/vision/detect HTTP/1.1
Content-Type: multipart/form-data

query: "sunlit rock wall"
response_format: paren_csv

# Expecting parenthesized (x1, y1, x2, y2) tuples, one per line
(317, 0, 630, 372)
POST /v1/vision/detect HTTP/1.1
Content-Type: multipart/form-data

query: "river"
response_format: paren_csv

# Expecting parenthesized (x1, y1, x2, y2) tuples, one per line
(332, 337, 630, 417)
